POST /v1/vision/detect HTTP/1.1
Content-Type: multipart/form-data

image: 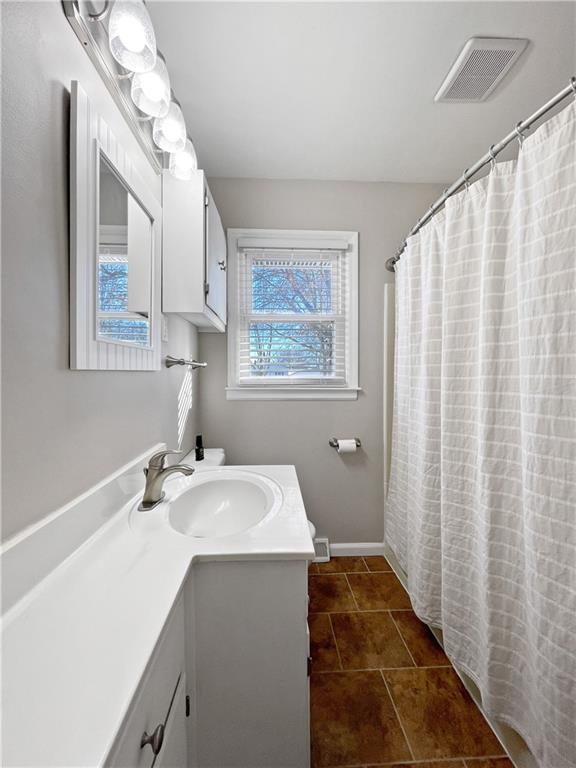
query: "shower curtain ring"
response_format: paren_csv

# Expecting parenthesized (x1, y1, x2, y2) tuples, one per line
(571, 76, 576, 99)
(489, 145, 497, 171)
(463, 168, 471, 191)
(515, 121, 525, 148)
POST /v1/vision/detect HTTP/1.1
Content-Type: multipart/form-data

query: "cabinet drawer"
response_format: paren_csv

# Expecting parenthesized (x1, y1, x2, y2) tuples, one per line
(106, 600, 185, 768)
(153, 674, 188, 768)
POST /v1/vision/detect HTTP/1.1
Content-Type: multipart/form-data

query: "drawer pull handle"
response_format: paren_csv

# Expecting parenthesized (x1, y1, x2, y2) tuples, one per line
(141, 724, 165, 755)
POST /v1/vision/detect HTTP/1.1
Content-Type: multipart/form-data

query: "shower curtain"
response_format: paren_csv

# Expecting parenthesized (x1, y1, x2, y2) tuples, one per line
(385, 100, 576, 768)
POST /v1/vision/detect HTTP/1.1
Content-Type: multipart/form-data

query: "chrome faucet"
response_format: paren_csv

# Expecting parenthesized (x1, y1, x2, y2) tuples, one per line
(139, 449, 195, 511)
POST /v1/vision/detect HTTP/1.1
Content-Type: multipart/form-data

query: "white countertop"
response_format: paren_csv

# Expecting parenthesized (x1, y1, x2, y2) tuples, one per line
(1, 465, 314, 768)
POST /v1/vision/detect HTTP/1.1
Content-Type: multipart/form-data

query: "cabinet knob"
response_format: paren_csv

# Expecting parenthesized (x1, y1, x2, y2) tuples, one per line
(218, 260, 227, 271)
(141, 723, 165, 755)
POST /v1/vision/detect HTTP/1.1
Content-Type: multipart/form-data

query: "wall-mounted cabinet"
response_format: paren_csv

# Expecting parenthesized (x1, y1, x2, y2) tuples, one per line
(162, 170, 227, 332)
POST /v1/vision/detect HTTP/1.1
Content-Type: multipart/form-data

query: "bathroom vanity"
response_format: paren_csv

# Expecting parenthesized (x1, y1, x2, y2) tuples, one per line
(1, 457, 314, 768)
(107, 556, 309, 768)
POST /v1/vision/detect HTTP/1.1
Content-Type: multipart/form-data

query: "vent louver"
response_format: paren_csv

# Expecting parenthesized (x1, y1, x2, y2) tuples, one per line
(435, 37, 528, 102)
(313, 537, 330, 563)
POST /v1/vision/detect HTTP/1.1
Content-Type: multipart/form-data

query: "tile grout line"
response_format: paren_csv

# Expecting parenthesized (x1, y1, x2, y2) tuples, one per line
(311, 570, 374, 576)
(365, 754, 511, 766)
(343, 572, 361, 611)
(310, 561, 509, 768)
(318, 759, 507, 767)
(380, 668, 416, 763)
(365, 758, 469, 766)
(389, 610, 418, 667)
(312, 665, 453, 674)
(309, 607, 415, 614)
(327, 613, 344, 671)
(366, 760, 464, 766)
(383, 578, 507, 764)
(362, 555, 394, 574)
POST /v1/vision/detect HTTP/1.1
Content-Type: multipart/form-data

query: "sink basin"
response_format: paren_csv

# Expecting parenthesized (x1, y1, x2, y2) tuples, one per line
(168, 469, 283, 538)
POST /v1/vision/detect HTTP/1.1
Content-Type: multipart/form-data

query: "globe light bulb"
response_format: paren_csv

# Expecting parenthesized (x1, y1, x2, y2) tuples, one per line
(131, 54, 171, 117)
(115, 14, 146, 53)
(163, 118, 182, 143)
(108, 0, 156, 73)
(169, 140, 198, 181)
(141, 72, 164, 101)
(152, 102, 186, 153)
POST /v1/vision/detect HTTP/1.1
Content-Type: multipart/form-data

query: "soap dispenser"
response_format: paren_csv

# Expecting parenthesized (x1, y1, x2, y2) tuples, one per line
(195, 434, 204, 461)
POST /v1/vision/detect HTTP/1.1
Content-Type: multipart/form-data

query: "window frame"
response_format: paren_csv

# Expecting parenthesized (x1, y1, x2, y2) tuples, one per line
(96, 228, 152, 347)
(226, 228, 359, 401)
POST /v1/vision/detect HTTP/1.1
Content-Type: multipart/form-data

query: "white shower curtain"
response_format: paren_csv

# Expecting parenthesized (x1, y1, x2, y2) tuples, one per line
(386, 100, 576, 768)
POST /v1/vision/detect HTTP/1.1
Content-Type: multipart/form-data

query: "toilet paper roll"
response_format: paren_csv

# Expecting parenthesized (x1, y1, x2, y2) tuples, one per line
(337, 439, 357, 454)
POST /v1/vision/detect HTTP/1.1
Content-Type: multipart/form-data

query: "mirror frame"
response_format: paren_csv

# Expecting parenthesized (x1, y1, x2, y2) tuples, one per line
(70, 81, 162, 370)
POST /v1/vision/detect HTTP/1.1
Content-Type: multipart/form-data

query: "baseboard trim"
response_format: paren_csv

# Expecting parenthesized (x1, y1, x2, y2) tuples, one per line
(330, 542, 384, 556)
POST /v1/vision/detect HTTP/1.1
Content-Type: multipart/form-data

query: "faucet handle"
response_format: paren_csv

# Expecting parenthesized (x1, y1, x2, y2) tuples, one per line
(148, 449, 182, 469)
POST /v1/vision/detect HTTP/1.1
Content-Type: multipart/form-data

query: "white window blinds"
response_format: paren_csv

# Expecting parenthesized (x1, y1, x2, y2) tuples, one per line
(235, 248, 351, 385)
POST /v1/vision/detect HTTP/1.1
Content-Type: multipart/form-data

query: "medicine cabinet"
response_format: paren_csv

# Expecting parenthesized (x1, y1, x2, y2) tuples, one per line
(162, 171, 227, 332)
(70, 81, 162, 370)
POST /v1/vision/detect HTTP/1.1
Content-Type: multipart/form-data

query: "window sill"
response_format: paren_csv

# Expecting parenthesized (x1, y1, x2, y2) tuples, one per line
(226, 386, 360, 401)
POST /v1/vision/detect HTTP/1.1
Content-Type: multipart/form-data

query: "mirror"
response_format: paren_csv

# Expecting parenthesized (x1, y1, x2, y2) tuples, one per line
(97, 154, 152, 348)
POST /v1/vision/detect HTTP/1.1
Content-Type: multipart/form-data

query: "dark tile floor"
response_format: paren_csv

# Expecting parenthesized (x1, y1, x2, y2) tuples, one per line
(309, 557, 513, 768)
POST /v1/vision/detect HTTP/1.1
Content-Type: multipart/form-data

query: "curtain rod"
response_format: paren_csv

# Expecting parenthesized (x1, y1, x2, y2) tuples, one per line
(386, 76, 576, 273)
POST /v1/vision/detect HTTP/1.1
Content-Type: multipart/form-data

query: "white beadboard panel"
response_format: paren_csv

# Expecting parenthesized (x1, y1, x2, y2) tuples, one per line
(69, 81, 162, 370)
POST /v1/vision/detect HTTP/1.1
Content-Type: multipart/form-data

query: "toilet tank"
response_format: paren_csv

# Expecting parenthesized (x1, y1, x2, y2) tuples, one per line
(181, 448, 226, 467)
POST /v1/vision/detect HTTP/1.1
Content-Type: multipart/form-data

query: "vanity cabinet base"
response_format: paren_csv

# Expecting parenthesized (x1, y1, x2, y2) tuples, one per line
(187, 559, 310, 768)
(105, 599, 187, 768)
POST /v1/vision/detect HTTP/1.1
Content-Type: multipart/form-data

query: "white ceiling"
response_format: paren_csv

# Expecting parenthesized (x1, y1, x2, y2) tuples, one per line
(148, 1, 576, 183)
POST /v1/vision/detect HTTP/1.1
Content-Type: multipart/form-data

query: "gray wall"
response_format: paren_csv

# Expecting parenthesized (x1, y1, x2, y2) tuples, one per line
(1, 2, 199, 542)
(200, 178, 443, 543)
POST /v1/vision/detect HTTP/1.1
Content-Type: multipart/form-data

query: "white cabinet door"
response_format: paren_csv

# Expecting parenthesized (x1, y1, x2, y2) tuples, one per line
(162, 171, 226, 332)
(204, 185, 227, 325)
(154, 675, 188, 768)
(191, 561, 310, 767)
(106, 602, 185, 768)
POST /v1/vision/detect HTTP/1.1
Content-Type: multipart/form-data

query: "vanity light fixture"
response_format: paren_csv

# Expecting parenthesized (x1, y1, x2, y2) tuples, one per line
(153, 101, 187, 153)
(108, 0, 156, 73)
(65, 0, 195, 179)
(131, 52, 171, 118)
(169, 139, 198, 180)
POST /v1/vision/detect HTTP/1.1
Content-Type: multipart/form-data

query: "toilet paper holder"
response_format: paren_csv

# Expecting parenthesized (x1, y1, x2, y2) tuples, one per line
(329, 437, 361, 449)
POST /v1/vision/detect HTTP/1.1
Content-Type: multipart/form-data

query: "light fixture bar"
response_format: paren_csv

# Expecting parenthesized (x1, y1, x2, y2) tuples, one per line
(62, 0, 162, 172)
(63, 0, 199, 180)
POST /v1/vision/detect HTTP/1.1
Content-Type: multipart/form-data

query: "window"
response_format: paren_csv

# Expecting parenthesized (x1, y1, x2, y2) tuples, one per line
(97, 252, 150, 346)
(227, 229, 358, 400)
(96, 224, 151, 347)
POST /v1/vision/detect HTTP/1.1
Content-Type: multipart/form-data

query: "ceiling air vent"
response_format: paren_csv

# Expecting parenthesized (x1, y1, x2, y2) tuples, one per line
(435, 37, 528, 102)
